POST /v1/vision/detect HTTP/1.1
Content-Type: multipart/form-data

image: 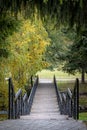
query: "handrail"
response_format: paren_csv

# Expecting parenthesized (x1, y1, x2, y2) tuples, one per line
(27, 76, 38, 114)
(15, 89, 22, 101)
(62, 93, 66, 102)
(53, 76, 79, 120)
(23, 93, 28, 102)
(6, 78, 25, 119)
(6, 76, 38, 119)
(54, 75, 63, 114)
(67, 88, 72, 99)
(22, 93, 28, 115)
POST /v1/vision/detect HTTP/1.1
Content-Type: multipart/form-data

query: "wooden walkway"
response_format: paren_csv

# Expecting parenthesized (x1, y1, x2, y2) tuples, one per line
(24, 83, 60, 119)
(0, 80, 87, 130)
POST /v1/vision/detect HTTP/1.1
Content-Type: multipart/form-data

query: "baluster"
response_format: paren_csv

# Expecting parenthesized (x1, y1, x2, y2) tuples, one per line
(68, 97, 72, 117)
(20, 94, 23, 115)
(7, 78, 14, 119)
(8, 78, 11, 119)
(31, 75, 33, 87)
(11, 82, 14, 119)
(76, 78, 79, 120)
(73, 87, 76, 119)
(15, 100, 17, 119)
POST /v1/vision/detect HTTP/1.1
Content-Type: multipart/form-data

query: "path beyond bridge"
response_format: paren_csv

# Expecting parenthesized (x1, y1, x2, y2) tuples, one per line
(0, 79, 87, 130)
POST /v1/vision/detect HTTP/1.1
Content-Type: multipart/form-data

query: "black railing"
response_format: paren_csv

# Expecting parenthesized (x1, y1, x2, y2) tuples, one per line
(27, 76, 38, 114)
(6, 76, 38, 119)
(73, 78, 79, 120)
(54, 76, 63, 114)
(54, 76, 79, 120)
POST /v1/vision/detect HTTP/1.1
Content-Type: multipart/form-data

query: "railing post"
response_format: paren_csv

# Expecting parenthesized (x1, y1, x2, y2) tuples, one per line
(11, 82, 14, 119)
(15, 101, 17, 119)
(68, 97, 72, 117)
(31, 75, 33, 87)
(8, 78, 11, 119)
(76, 78, 79, 120)
(73, 78, 79, 120)
(21, 95, 23, 115)
(73, 85, 76, 119)
(7, 78, 15, 119)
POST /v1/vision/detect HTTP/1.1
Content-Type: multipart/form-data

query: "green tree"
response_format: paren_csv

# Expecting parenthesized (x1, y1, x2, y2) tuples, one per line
(63, 33, 87, 83)
(44, 27, 75, 70)
(0, 16, 20, 59)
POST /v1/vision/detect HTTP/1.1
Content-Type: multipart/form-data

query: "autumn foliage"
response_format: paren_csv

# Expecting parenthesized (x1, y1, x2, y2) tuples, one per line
(0, 17, 50, 110)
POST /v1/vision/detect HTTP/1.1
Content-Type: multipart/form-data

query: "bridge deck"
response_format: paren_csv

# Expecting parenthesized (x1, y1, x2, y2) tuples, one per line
(27, 83, 60, 119)
(0, 80, 87, 130)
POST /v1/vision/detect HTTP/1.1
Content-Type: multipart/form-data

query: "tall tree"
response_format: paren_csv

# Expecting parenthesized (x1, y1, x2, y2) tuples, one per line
(44, 26, 75, 69)
(63, 32, 87, 83)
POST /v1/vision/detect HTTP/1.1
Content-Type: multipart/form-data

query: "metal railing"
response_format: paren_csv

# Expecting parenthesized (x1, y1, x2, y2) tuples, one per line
(54, 76, 79, 120)
(27, 76, 38, 114)
(6, 76, 38, 119)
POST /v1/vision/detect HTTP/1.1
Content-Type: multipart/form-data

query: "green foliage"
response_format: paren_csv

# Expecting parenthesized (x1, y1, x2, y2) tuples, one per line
(63, 34, 87, 73)
(0, 16, 20, 110)
(0, 16, 20, 58)
(0, 0, 87, 32)
(44, 26, 74, 70)
(0, 17, 50, 110)
(63, 30, 87, 83)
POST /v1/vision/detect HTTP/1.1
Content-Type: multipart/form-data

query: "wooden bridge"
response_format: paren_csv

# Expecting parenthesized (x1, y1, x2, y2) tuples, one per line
(0, 76, 87, 130)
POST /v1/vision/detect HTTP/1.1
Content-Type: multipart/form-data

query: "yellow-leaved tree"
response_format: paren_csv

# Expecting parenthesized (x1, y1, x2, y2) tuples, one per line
(7, 19, 50, 91)
(0, 18, 50, 110)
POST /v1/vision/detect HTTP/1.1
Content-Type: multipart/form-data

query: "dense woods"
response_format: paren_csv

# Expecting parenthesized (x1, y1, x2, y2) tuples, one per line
(0, 0, 87, 110)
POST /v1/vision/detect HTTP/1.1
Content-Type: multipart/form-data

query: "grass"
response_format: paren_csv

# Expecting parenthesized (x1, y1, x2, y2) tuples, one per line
(0, 114, 8, 121)
(58, 82, 87, 92)
(79, 113, 87, 120)
(79, 113, 87, 126)
(58, 82, 74, 91)
(37, 69, 81, 79)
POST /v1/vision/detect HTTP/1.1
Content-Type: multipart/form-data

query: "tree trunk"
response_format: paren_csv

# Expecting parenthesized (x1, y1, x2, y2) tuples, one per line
(81, 68, 85, 83)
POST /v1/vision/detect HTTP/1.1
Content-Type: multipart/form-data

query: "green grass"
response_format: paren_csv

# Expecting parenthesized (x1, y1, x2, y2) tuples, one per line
(79, 113, 87, 120)
(58, 82, 74, 91)
(79, 95, 87, 106)
(0, 114, 8, 121)
(37, 69, 81, 79)
(79, 113, 87, 126)
(58, 82, 87, 92)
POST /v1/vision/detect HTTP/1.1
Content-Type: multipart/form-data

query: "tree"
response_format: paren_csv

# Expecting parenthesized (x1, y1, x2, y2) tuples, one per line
(63, 33, 87, 83)
(44, 26, 75, 70)
(0, 0, 87, 32)
(0, 17, 50, 110)
(0, 16, 20, 110)
(6, 18, 50, 89)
